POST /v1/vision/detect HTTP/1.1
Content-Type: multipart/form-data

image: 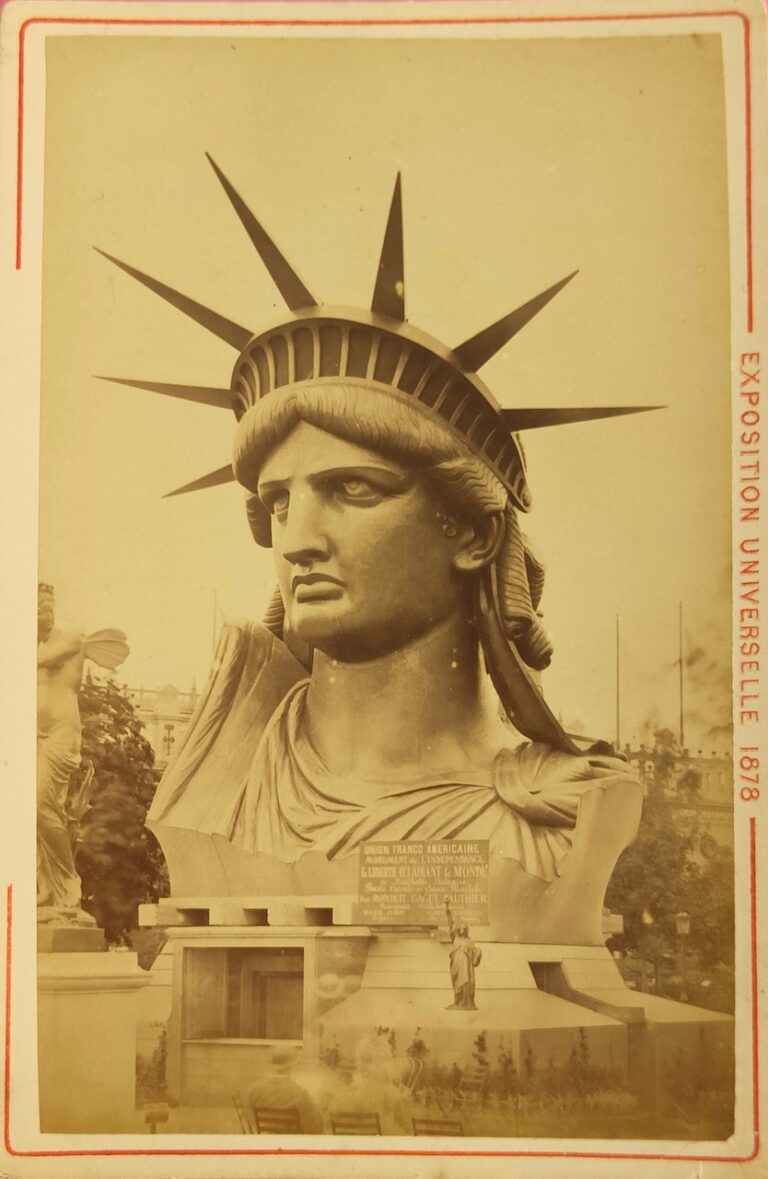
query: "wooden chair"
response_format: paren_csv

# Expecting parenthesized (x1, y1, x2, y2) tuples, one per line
(231, 1092, 254, 1134)
(412, 1116, 464, 1136)
(252, 1106, 303, 1134)
(394, 1055, 423, 1094)
(458, 1064, 489, 1104)
(331, 1111, 382, 1135)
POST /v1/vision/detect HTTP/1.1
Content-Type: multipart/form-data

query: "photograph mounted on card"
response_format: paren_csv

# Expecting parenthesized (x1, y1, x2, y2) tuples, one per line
(0, 0, 765, 1175)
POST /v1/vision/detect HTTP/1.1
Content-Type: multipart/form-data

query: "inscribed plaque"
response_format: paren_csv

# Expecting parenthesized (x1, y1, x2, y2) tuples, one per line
(359, 839, 489, 926)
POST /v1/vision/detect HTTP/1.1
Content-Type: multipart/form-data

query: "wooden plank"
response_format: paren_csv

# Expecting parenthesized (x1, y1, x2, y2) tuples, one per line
(207, 902, 269, 926)
(139, 902, 198, 927)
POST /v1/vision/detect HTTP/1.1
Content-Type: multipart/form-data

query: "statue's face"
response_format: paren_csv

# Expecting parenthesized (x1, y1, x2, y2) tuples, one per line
(258, 422, 470, 660)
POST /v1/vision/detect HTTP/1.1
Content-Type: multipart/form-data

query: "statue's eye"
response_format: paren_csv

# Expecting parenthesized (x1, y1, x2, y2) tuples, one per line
(340, 478, 371, 498)
(327, 471, 406, 506)
(265, 490, 289, 517)
(333, 476, 384, 506)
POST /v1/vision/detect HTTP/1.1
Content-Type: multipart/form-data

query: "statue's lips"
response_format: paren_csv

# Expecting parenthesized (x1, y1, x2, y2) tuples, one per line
(292, 574, 345, 603)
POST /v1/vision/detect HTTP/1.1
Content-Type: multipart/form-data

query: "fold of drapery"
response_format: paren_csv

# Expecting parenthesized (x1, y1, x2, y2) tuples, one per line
(147, 620, 306, 836)
(149, 621, 637, 881)
(231, 677, 634, 880)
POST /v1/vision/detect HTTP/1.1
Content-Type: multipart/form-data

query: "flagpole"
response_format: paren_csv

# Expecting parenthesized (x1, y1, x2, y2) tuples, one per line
(684, 603, 688, 749)
(615, 614, 621, 750)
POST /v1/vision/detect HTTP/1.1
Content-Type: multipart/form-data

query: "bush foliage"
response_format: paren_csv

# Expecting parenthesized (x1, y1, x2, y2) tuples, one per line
(74, 675, 168, 942)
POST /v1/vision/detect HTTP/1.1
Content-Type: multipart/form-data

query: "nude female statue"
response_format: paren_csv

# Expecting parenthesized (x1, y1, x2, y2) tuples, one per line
(100, 160, 648, 941)
(37, 584, 128, 923)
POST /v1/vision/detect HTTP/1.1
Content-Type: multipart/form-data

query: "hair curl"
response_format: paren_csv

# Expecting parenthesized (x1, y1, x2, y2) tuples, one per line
(233, 381, 553, 670)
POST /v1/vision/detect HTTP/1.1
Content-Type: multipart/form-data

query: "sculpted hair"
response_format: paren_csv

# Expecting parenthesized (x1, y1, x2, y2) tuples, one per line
(234, 382, 553, 670)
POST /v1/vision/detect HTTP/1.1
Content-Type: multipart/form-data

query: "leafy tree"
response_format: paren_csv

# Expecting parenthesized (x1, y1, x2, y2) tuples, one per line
(683, 849, 735, 969)
(605, 768, 692, 950)
(73, 674, 168, 942)
(606, 729, 734, 997)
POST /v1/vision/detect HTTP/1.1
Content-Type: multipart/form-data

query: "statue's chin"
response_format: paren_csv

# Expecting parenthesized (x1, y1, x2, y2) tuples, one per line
(292, 615, 435, 664)
(288, 595, 464, 663)
(298, 628, 396, 664)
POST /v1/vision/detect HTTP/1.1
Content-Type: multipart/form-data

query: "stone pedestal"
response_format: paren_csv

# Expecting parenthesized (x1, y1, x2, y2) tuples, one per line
(37, 950, 151, 1132)
(318, 935, 733, 1117)
(321, 937, 630, 1070)
(559, 961, 734, 1113)
(146, 899, 734, 1122)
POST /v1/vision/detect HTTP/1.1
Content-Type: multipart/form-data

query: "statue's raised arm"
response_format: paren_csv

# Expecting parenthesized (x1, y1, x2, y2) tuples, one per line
(444, 897, 457, 943)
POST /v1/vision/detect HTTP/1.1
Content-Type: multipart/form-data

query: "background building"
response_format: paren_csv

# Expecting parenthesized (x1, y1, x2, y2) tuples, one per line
(625, 743, 733, 864)
(128, 684, 198, 769)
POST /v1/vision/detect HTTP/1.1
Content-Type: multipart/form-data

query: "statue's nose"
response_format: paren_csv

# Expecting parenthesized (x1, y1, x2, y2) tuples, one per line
(280, 491, 330, 566)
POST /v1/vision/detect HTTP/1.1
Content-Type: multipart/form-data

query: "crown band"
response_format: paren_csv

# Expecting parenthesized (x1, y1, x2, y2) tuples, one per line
(232, 313, 531, 511)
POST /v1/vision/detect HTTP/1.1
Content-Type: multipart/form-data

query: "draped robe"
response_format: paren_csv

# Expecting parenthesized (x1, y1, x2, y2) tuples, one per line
(149, 621, 640, 886)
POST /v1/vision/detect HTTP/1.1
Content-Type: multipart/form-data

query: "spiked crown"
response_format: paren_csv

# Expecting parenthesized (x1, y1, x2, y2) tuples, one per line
(98, 156, 657, 504)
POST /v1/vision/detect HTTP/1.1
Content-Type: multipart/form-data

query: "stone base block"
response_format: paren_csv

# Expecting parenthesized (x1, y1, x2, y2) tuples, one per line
(37, 926, 105, 954)
(323, 983, 628, 1072)
(320, 938, 628, 1071)
(38, 951, 150, 1132)
(320, 937, 733, 1104)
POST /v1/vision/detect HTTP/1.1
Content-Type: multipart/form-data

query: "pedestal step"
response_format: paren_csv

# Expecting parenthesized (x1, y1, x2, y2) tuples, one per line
(139, 894, 358, 928)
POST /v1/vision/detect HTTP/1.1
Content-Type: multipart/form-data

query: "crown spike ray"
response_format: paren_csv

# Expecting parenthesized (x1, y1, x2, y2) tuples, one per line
(94, 249, 252, 350)
(206, 154, 317, 311)
(371, 174, 405, 321)
(163, 464, 236, 498)
(96, 376, 232, 410)
(453, 271, 578, 372)
(501, 405, 663, 432)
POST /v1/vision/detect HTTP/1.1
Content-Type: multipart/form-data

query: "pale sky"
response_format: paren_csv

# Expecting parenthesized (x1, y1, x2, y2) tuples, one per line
(39, 31, 732, 752)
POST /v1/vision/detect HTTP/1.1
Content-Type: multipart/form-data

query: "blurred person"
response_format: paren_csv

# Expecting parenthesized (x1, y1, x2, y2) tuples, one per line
(246, 1045, 324, 1134)
(346, 1037, 410, 1134)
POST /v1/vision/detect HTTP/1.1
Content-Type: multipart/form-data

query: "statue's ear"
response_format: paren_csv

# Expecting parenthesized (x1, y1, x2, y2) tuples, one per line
(451, 511, 504, 573)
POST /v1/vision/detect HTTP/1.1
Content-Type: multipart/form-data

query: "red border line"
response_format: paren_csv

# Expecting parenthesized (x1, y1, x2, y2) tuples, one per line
(751, 815, 760, 1139)
(5, 3, 760, 1161)
(3, 886, 11, 1159)
(12, 7, 755, 334)
(743, 11, 753, 330)
(3, 817, 759, 1159)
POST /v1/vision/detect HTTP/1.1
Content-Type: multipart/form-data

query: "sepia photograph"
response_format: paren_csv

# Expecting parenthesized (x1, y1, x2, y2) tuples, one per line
(0, 0, 766, 1174)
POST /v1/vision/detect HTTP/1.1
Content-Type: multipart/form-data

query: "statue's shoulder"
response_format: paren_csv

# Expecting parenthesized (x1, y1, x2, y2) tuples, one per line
(492, 740, 641, 818)
(214, 618, 307, 685)
(37, 627, 84, 668)
(147, 620, 306, 830)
